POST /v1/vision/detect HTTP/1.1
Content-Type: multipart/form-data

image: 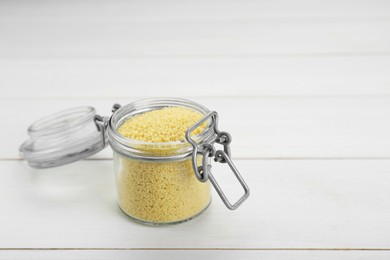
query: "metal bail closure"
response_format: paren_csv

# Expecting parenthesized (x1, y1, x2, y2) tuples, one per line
(185, 111, 250, 210)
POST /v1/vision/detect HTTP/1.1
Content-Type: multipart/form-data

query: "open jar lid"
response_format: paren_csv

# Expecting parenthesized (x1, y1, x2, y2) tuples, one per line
(19, 106, 106, 168)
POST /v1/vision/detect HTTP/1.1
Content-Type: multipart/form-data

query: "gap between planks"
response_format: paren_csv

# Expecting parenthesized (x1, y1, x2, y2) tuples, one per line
(2, 52, 390, 60)
(2, 94, 390, 101)
(1, 248, 390, 251)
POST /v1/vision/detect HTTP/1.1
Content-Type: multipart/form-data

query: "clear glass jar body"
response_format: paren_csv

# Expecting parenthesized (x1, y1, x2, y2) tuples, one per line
(107, 98, 215, 225)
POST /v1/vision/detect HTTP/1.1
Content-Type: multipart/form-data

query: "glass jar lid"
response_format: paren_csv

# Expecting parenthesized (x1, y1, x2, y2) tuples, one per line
(19, 106, 106, 168)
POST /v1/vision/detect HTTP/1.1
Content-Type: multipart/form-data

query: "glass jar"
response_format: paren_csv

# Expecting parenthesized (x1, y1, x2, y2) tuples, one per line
(107, 99, 215, 224)
(20, 98, 250, 225)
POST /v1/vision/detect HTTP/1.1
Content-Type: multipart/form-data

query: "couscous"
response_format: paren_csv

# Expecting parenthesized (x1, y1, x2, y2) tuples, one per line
(116, 107, 211, 224)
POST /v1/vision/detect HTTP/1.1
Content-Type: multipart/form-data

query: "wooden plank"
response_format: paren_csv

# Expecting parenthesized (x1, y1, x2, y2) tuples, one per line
(1, 56, 390, 98)
(1, 0, 389, 22)
(0, 160, 389, 248)
(0, 20, 389, 58)
(1, 250, 390, 260)
(5, 97, 390, 160)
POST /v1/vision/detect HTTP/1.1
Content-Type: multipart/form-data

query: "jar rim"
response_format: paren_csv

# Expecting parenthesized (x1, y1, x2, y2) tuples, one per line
(107, 98, 215, 159)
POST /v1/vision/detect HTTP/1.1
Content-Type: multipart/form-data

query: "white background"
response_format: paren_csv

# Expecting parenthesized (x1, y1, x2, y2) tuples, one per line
(1, 0, 390, 259)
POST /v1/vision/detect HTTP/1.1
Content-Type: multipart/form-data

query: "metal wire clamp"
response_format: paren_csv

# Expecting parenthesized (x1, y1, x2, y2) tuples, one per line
(185, 111, 250, 210)
(94, 104, 122, 147)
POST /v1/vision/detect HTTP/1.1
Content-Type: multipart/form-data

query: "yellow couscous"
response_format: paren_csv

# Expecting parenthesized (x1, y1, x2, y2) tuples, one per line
(118, 107, 206, 143)
(115, 107, 211, 224)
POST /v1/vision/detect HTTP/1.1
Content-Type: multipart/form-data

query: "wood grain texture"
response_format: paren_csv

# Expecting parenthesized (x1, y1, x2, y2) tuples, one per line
(1, 56, 390, 98)
(0, 160, 389, 248)
(1, 0, 390, 257)
(6, 97, 390, 160)
(1, 250, 390, 260)
(1, 0, 390, 22)
(1, 20, 389, 58)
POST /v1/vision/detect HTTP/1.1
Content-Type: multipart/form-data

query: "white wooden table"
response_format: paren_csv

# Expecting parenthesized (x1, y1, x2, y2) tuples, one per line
(1, 0, 390, 259)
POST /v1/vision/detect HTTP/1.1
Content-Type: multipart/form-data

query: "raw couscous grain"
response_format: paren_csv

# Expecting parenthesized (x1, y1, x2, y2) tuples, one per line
(116, 107, 211, 223)
(118, 107, 206, 142)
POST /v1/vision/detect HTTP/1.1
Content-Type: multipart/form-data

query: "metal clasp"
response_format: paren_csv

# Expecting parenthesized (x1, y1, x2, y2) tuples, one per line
(185, 111, 250, 210)
(94, 103, 122, 147)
